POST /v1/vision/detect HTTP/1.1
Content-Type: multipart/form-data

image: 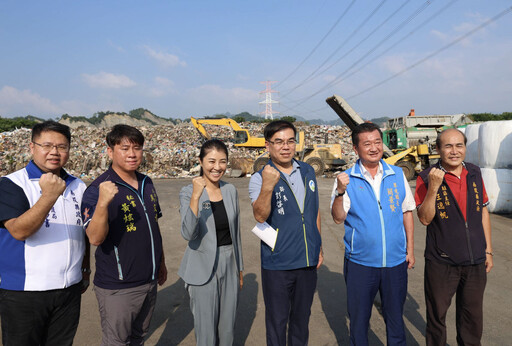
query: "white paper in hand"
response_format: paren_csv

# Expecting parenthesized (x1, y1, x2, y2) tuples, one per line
(251, 222, 278, 249)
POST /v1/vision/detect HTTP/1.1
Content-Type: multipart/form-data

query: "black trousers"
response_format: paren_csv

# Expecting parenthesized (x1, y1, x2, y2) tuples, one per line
(261, 267, 317, 346)
(425, 260, 487, 346)
(0, 283, 82, 346)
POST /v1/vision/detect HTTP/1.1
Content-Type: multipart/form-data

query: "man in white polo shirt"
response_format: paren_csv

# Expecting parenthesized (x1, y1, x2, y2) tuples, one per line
(0, 121, 89, 346)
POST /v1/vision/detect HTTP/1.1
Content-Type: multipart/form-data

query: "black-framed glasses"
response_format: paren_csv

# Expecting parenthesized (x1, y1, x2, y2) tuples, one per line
(32, 142, 70, 153)
(268, 138, 297, 147)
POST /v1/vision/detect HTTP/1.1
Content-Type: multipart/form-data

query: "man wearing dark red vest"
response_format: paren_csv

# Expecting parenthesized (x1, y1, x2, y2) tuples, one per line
(415, 128, 493, 346)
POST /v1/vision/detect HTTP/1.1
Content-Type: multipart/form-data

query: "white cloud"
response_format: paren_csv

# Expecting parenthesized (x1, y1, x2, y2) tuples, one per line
(322, 74, 337, 83)
(0, 86, 61, 116)
(0, 85, 127, 118)
(180, 85, 259, 115)
(155, 77, 174, 87)
(430, 29, 449, 42)
(82, 72, 136, 89)
(107, 40, 125, 53)
(147, 77, 176, 97)
(144, 46, 187, 68)
(430, 12, 490, 48)
(191, 84, 258, 103)
(236, 74, 250, 81)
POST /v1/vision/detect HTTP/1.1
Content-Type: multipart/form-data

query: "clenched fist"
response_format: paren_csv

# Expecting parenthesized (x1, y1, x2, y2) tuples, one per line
(39, 173, 66, 200)
(191, 176, 207, 199)
(261, 165, 281, 190)
(97, 181, 118, 207)
(336, 172, 350, 194)
(428, 167, 445, 192)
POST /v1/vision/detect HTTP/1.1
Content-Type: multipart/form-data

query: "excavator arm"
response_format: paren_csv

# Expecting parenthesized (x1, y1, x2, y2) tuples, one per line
(190, 117, 212, 140)
(190, 117, 265, 147)
(326, 94, 394, 158)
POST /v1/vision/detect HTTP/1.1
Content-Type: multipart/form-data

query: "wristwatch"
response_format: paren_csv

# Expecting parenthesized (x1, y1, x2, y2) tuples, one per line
(334, 190, 345, 198)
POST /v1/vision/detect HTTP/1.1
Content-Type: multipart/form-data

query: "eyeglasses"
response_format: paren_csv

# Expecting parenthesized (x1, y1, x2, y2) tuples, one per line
(32, 142, 70, 153)
(268, 138, 297, 147)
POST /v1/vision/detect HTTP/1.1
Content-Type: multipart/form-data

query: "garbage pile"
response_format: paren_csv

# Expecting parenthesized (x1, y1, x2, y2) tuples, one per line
(0, 123, 355, 180)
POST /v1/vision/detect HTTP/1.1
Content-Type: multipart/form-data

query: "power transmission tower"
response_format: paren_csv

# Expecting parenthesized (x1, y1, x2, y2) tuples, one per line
(259, 81, 279, 120)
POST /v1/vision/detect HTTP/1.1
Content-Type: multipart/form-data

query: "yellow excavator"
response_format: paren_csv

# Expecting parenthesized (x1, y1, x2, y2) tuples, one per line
(190, 117, 265, 147)
(190, 116, 347, 176)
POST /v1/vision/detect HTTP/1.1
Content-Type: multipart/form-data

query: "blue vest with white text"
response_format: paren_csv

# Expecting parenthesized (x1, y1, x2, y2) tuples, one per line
(344, 160, 407, 268)
(259, 160, 321, 270)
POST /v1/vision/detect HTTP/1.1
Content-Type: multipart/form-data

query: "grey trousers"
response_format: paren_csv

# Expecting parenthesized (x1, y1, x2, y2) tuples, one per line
(94, 281, 157, 346)
(187, 244, 240, 346)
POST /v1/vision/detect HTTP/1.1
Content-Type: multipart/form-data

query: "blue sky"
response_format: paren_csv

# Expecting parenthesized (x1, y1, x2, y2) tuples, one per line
(1, 0, 511, 121)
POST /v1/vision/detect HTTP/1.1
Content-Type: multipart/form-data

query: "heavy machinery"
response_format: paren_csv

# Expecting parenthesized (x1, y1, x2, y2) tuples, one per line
(383, 110, 472, 150)
(326, 94, 453, 180)
(252, 131, 347, 176)
(190, 116, 346, 176)
(190, 117, 265, 147)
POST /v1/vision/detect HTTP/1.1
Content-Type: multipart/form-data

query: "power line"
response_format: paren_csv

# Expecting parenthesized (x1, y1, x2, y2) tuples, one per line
(281, 0, 391, 97)
(285, 0, 330, 55)
(279, 95, 326, 119)
(307, 0, 411, 85)
(347, 5, 512, 99)
(290, 0, 435, 107)
(333, 0, 458, 89)
(276, 0, 357, 89)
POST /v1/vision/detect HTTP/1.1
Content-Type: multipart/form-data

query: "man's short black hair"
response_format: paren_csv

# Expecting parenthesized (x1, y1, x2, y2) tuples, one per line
(435, 128, 467, 148)
(32, 120, 71, 144)
(106, 124, 144, 148)
(263, 120, 297, 141)
(351, 122, 383, 147)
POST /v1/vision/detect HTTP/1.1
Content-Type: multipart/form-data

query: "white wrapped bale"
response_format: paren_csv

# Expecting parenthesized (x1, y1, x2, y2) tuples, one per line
(481, 168, 512, 213)
(464, 124, 480, 166)
(478, 121, 512, 169)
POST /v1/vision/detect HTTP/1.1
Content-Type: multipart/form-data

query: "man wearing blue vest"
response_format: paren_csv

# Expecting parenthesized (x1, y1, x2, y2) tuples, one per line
(249, 120, 323, 346)
(0, 121, 89, 346)
(331, 122, 415, 346)
(81, 125, 167, 346)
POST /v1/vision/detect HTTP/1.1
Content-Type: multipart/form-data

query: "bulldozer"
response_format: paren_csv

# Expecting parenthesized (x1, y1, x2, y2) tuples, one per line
(326, 94, 445, 180)
(190, 116, 347, 176)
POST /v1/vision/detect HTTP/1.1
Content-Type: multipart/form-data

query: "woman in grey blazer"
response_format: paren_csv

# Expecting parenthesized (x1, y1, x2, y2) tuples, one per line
(178, 139, 243, 346)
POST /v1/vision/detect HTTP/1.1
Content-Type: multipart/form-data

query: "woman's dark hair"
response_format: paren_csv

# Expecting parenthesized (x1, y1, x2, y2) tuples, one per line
(32, 120, 71, 144)
(106, 124, 144, 148)
(199, 139, 229, 176)
(351, 122, 382, 147)
(263, 120, 297, 140)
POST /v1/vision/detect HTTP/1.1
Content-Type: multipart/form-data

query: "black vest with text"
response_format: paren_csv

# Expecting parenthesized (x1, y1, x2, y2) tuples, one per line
(419, 162, 486, 266)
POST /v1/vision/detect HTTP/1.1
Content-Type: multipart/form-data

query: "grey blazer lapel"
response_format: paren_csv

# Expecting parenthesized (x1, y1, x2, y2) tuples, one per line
(221, 182, 237, 242)
(199, 188, 216, 243)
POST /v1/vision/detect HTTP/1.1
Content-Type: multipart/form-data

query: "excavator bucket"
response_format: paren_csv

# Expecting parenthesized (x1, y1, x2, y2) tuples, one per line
(228, 157, 254, 177)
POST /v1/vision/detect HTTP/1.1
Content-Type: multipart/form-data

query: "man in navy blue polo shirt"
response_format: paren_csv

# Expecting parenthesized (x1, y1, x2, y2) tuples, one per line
(0, 121, 89, 346)
(249, 120, 323, 346)
(81, 125, 167, 346)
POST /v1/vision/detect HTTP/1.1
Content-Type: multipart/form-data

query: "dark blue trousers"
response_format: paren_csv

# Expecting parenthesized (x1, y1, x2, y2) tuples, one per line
(261, 267, 317, 346)
(344, 259, 408, 346)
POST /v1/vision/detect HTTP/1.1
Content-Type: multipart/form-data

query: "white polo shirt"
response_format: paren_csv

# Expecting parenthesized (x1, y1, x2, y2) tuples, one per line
(0, 161, 86, 291)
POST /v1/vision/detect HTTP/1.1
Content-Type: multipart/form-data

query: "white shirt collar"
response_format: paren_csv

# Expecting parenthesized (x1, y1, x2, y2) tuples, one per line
(359, 161, 383, 181)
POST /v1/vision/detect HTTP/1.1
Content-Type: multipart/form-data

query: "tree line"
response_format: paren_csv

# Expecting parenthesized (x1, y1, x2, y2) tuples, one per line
(1, 111, 511, 133)
(469, 112, 512, 122)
